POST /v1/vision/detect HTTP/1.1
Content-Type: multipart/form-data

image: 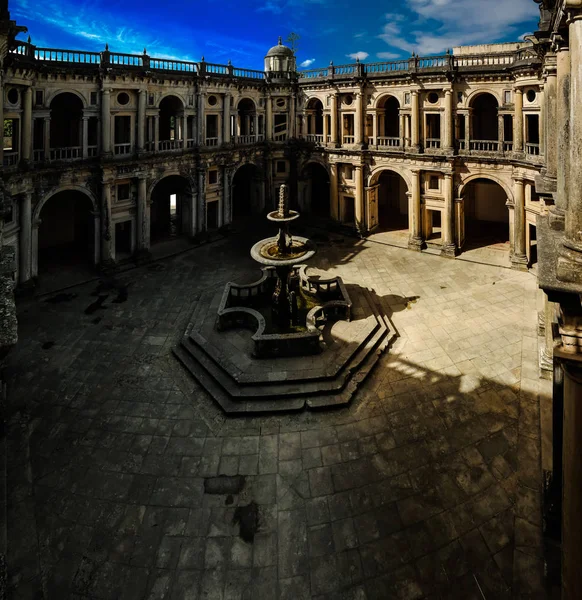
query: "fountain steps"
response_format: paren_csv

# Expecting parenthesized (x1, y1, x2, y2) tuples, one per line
(173, 287, 396, 413)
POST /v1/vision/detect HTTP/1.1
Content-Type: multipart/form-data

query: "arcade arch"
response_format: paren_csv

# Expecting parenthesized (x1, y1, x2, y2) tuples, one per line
(303, 162, 330, 217)
(470, 93, 499, 141)
(306, 98, 324, 138)
(49, 93, 84, 151)
(374, 169, 409, 231)
(149, 175, 193, 244)
(232, 163, 264, 221)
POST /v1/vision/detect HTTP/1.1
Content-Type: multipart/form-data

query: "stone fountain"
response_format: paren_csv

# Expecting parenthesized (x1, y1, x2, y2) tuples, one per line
(174, 183, 396, 413)
(250, 183, 315, 328)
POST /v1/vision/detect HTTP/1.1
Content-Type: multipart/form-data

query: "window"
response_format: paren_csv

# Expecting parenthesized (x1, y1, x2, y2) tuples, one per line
(114, 116, 131, 144)
(117, 183, 131, 201)
(504, 90, 512, 104)
(344, 164, 353, 180)
(343, 95, 353, 106)
(404, 92, 411, 105)
(276, 98, 286, 108)
(208, 170, 218, 184)
(148, 94, 155, 106)
(7, 88, 18, 105)
(276, 161, 286, 174)
(117, 92, 130, 106)
(208, 95, 218, 106)
(90, 92, 97, 105)
(427, 92, 439, 104)
(35, 91, 44, 106)
(429, 176, 439, 190)
(526, 89, 536, 103)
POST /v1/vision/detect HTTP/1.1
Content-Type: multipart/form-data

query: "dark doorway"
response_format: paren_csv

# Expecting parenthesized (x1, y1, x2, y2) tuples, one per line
(38, 191, 94, 273)
(377, 170, 409, 231)
(150, 176, 192, 244)
(471, 93, 499, 141)
(304, 162, 330, 217)
(232, 164, 262, 220)
(115, 221, 132, 257)
(50, 93, 83, 149)
(207, 201, 219, 230)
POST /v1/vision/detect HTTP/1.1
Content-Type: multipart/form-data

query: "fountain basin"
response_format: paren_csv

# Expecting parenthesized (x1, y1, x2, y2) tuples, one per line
(216, 265, 351, 358)
(250, 236, 315, 267)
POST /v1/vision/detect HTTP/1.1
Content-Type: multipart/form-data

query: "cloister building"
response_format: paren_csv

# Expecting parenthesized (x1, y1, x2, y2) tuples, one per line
(0, 34, 549, 288)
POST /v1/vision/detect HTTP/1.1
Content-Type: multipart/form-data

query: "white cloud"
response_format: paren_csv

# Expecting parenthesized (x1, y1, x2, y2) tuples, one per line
(354, 32, 366, 38)
(300, 58, 315, 67)
(378, 0, 538, 55)
(347, 51, 368, 61)
(376, 51, 401, 60)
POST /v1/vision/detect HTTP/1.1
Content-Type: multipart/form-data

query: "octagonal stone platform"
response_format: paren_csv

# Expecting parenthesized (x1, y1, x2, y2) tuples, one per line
(173, 282, 397, 413)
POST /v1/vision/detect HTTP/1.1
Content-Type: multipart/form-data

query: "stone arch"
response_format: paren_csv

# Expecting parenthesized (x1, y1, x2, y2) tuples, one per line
(465, 89, 502, 108)
(33, 186, 99, 279)
(369, 165, 412, 191)
(458, 172, 513, 203)
(157, 92, 186, 109)
(149, 173, 195, 244)
(369, 167, 410, 231)
(232, 162, 265, 220)
(373, 93, 400, 109)
(299, 158, 330, 179)
(46, 89, 88, 109)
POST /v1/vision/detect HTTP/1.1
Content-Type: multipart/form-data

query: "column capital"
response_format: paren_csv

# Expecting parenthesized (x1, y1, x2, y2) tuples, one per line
(513, 176, 525, 185)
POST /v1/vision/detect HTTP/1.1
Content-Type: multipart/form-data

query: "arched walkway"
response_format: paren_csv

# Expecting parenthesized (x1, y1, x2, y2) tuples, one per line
(37, 190, 96, 278)
(377, 95, 400, 142)
(377, 170, 409, 231)
(150, 175, 193, 244)
(232, 164, 263, 221)
(237, 98, 256, 138)
(159, 95, 185, 148)
(462, 177, 509, 255)
(306, 98, 324, 139)
(303, 162, 330, 217)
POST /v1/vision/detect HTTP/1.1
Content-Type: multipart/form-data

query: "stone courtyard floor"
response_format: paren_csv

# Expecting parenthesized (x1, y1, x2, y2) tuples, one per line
(5, 228, 551, 599)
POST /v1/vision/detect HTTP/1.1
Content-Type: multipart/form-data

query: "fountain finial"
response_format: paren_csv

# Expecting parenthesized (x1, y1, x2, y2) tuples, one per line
(278, 184, 290, 218)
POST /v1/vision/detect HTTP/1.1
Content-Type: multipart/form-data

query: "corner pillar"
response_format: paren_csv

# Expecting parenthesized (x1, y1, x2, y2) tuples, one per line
(441, 173, 456, 257)
(19, 192, 32, 285)
(408, 170, 423, 250)
(511, 177, 528, 270)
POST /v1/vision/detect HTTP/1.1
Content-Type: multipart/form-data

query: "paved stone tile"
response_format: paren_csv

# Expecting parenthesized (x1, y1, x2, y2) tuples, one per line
(6, 230, 547, 599)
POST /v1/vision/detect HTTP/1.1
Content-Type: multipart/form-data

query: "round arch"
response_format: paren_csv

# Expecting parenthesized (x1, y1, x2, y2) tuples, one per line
(34, 185, 98, 223)
(458, 173, 513, 204)
(46, 89, 88, 109)
(369, 166, 412, 191)
(371, 168, 410, 231)
(374, 94, 400, 109)
(300, 158, 330, 180)
(306, 97, 324, 110)
(466, 89, 502, 108)
(157, 93, 186, 109)
(232, 162, 264, 220)
(237, 97, 257, 111)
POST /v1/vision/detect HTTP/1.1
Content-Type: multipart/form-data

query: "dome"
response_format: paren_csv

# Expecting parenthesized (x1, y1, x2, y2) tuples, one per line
(266, 37, 294, 58)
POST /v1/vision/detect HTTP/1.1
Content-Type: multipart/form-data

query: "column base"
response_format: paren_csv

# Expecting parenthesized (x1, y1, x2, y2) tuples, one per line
(409, 144, 421, 154)
(443, 147, 455, 157)
(511, 253, 529, 271)
(557, 245, 582, 284)
(408, 237, 424, 252)
(549, 207, 566, 231)
(440, 243, 457, 258)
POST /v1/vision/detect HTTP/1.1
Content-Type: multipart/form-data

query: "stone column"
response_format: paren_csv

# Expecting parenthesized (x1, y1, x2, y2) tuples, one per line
(551, 38, 570, 230)
(19, 192, 32, 284)
(441, 173, 456, 257)
(198, 93, 206, 145)
(464, 113, 470, 150)
(101, 181, 114, 264)
(408, 170, 423, 250)
(544, 56, 558, 180)
(82, 116, 89, 159)
(354, 164, 364, 233)
(223, 93, 231, 144)
(443, 88, 454, 153)
(354, 93, 362, 147)
(154, 115, 160, 151)
(43, 117, 50, 159)
(539, 86, 546, 158)
(323, 113, 329, 144)
(330, 93, 338, 146)
(553, 302, 582, 600)
(557, 14, 582, 284)
(411, 91, 420, 152)
(265, 95, 273, 141)
(329, 163, 338, 220)
(540, 293, 556, 376)
(197, 168, 206, 232)
(101, 89, 112, 155)
(512, 177, 528, 270)
(137, 89, 146, 152)
(498, 115, 505, 149)
(22, 87, 32, 162)
(514, 88, 524, 154)
(289, 92, 296, 139)
(223, 168, 231, 226)
(136, 177, 149, 255)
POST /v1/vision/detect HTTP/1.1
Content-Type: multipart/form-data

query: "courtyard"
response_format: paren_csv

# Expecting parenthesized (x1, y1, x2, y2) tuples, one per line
(5, 227, 549, 599)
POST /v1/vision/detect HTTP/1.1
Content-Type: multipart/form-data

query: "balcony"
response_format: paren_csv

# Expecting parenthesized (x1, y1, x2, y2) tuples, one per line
(114, 143, 132, 156)
(273, 133, 288, 142)
(425, 138, 441, 149)
(159, 140, 183, 151)
(205, 137, 219, 147)
(526, 143, 540, 156)
(377, 137, 400, 148)
(503, 142, 514, 152)
(305, 134, 324, 144)
(50, 146, 82, 160)
(235, 135, 257, 145)
(2, 151, 19, 167)
(469, 140, 500, 152)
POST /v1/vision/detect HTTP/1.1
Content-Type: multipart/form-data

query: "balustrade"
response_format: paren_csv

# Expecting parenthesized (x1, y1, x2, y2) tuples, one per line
(109, 53, 143, 67)
(469, 140, 500, 152)
(425, 138, 441, 149)
(113, 143, 132, 155)
(235, 135, 256, 145)
(149, 58, 197, 72)
(503, 141, 514, 152)
(158, 139, 184, 151)
(186, 139, 196, 148)
(205, 137, 219, 147)
(305, 134, 324, 143)
(49, 147, 82, 160)
(3, 152, 19, 166)
(273, 133, 288, 141)
(32, 149, 44, 162)
(343, 135, 355, 144)
(377, 136, 400, 147)
(88, 146, 98, 157)
(526, 143, 541, 156)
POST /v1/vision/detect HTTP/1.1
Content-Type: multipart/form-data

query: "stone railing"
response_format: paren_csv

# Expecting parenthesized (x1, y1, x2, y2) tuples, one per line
(49, 146, 82, 160)
(470, 140, 500, 152)
(158, 139, 183, 151)
(425, 138, 441, 149)
(377, 136, 400, 147)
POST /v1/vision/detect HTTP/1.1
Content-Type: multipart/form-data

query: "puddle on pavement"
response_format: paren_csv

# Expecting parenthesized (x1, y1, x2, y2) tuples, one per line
(233, 502, 259, 543)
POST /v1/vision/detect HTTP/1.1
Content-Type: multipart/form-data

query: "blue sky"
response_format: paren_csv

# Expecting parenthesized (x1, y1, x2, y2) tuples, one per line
(12, 0, 541, 70)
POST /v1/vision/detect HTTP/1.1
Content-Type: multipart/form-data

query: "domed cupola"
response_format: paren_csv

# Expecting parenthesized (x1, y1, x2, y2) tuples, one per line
(264, 37, 296, 79)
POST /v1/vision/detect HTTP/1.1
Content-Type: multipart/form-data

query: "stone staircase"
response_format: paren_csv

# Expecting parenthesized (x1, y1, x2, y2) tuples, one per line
(173, 286, 396, 413)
